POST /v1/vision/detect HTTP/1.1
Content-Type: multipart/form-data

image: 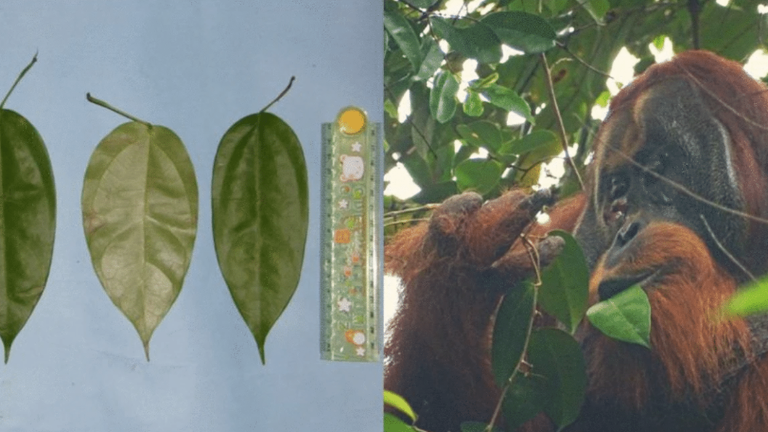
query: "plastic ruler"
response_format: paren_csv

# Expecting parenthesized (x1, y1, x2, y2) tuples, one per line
(320, 107, 382, 362)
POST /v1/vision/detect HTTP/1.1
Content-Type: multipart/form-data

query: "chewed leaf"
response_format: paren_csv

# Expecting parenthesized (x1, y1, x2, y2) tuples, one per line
(586, 285, 652, 348)
(0, 109, 56, 363)
(82, 121, 198, 360)
(212, 112, 308, 364)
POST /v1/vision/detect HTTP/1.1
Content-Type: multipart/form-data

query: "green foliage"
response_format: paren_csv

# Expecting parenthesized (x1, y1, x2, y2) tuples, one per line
(537, 230, 589, 334)
(383, 0, 767, 208)
(212, 111, 308, 365)
(0, 55, 56, 363)
(487, 231, 650, 430)
(587, 284, 652, 348)
(82, 104, 198, 361)
(722, 275, 768, 318)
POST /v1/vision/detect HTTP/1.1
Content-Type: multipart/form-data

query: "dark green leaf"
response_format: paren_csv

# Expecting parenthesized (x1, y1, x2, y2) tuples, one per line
(384, 390, 417, 423)
(414, 38, 444, 82)
(456, 121, 502, 151)
(528, 328, 586, 430)
(212, 112, 308, 364)
(463, 90, 484, 117)
(586, 285, 652, 348)
(430, 18, 502, 64)
(384, 10, 423, 72)
(500, 130, 558, 157)
(492, 281, 535, 386)
(83, 121, 198, 360)
(430, 71, 460, 123)
(502, 374, 549, 429)
(384, 413, 417, 432)
(578, 0, 610, 23)
(481, 12, 556, 54)
(409, 0, 435, 7)
(481, 84, 533, 122)
(0, 109, 55, 363)
(722, 275, 768, 317)
(537, 231, 590, 334)
(454, 159, 502, 195)
(460, 421, 504, 432)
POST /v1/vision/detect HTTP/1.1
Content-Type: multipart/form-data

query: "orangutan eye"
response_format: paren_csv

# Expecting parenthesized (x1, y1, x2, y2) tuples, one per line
(609, 175, 628, 201)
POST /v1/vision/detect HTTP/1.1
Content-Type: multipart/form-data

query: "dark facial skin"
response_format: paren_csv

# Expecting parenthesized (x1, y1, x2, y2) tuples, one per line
(574, 77, 747, 299)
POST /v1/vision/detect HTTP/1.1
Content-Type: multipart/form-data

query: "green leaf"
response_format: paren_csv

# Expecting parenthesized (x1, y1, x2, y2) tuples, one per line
(528, 328, 586, 430)
(586, 285, 652, 348)
(722, 276, 768, 318)
(384, 390, 417, 423)
(470, 72, 499, 90)
(429, 71, 460, 124)
(430, 18, 502, 64)
(577, 0, 610, 23)
(492, 281, 535, 386)
(537, 231, 590, 334)
(481, 84, 533, 122)
(463, 90, 484, 117)
(384, 413, 417, 432)
(456, 121, 502, 151)
(500, 130, 558, 157)
(502, 374, 549, 429)
(82, 121, 198, 360)
(0, 109, 55, 363)
(212, 112, 308, 364)
(454, 159, 502, 195)
(384, 10, 423, 72)
(481, 12, 556, 54)
(409, 0, 435, 7)
(460, 421, 504, 432)
(414, 38, 444, 82)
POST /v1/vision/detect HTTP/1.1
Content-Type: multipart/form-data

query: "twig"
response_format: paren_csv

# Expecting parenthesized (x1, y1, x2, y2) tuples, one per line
(385, 204, 439, 218)
(540, 53, 585, 191)
(700, 215, 756, 282)
(485, 235, 542, 431)
(688, 0, 701, 49)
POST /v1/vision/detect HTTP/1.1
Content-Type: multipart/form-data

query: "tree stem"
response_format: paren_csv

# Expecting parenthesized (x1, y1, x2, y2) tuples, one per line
(0, 52, 38, 110)
(86, 93, 151, 127)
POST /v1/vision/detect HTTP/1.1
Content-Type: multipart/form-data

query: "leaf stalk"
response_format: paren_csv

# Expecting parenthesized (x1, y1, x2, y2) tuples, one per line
(86, 93, 151, 127)
(0, 52, 38, 110)
(260, 76, 296, 113)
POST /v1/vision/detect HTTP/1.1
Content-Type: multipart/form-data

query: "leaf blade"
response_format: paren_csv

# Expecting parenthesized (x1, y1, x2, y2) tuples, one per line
(82, 121, 198, 360)
(0, 109, 56, 362)
(586, 285, 652, 348)
(212, 112, 308, 364)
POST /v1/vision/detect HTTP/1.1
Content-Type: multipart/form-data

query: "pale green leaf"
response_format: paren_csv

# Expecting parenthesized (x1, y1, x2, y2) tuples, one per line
(722, 275, 768, 318)
(384, 390, 417, 423)
(586, 285, 652, 348)
(82, 121, 198, 360)
(212, 112, 308, 364)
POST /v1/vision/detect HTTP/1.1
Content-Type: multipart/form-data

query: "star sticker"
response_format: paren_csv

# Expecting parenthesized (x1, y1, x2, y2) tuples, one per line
(356, 347, 366, 357)
(337, 297, 352, 312)
(338, 199, 349, 209)
(351, 142, 362, 152)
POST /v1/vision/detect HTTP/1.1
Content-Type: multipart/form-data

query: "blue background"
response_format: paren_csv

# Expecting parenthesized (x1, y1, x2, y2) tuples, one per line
(0, 1, 382, 431)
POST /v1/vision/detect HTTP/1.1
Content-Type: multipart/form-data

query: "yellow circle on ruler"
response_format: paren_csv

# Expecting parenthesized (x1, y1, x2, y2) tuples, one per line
(338, 107, 366, 135)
